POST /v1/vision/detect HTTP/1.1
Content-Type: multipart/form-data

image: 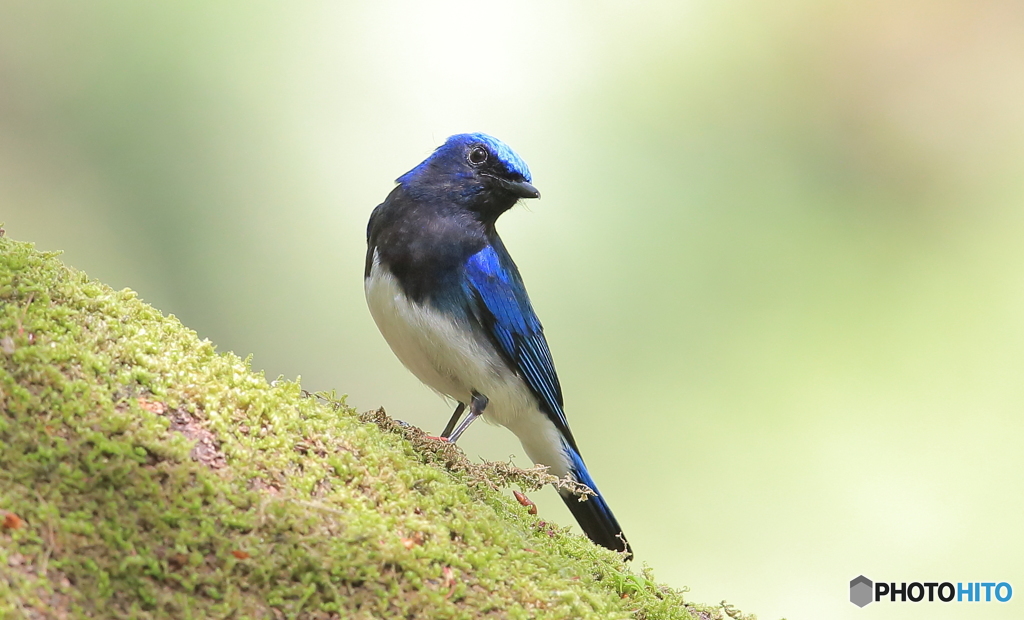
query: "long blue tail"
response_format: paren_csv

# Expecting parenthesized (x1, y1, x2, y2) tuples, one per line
(561, 445, 632, 559)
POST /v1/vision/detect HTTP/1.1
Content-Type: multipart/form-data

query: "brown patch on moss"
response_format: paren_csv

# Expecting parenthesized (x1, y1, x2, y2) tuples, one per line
(160, 405, 226, 469)
(4, 559, 76, 620)
(133, 396, 227, 469)
(2, 512, 25, 530)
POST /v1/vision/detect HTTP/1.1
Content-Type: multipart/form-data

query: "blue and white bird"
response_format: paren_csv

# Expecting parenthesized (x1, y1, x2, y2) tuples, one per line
(364, 133, 631, 558)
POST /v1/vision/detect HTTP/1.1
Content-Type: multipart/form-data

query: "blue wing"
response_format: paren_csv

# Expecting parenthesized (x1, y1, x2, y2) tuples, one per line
(462, 242, 576, 449)
(463, 242, 631, 557)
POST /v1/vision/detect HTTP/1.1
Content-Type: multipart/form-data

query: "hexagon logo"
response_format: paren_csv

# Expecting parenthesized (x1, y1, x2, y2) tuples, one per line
(850, 575, 873, 607)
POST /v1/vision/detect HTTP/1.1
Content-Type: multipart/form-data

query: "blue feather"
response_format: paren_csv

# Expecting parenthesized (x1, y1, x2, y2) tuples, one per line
(463, 244, 573, 445)
(461, 245, 629, 554)
(562, 443, 629, 553)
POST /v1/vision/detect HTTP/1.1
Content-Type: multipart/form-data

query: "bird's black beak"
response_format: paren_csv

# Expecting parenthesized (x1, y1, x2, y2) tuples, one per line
(497, 177, 541, 199)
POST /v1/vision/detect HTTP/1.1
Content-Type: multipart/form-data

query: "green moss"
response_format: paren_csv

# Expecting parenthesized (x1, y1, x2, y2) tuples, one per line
(0, 236, 748, 619)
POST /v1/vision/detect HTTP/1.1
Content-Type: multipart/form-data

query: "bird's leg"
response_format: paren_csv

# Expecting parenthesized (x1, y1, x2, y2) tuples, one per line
(445, 392, 488, 444)
(440, 402, 466, 439)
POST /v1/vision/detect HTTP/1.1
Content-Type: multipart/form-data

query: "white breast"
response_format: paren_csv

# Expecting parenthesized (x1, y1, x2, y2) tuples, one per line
(364, 249, 572, 477)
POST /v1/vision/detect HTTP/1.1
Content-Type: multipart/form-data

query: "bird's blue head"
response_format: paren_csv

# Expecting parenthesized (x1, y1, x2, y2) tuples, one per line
(396, 133, 540, 220)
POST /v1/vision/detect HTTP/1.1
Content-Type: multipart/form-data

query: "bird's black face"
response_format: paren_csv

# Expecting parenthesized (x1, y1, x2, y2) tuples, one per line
(463, 142, 541, 201)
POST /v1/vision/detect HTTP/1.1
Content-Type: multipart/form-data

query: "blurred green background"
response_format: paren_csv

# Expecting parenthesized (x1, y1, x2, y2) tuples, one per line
(3, 1, 1023, 618)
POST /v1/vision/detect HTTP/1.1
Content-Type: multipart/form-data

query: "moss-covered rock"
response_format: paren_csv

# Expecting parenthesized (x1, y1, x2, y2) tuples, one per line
(0, 235, 742, 619)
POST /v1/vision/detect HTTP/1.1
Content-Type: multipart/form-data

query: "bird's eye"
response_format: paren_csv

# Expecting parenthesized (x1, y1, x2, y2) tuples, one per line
(468, 146, 488, 165)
